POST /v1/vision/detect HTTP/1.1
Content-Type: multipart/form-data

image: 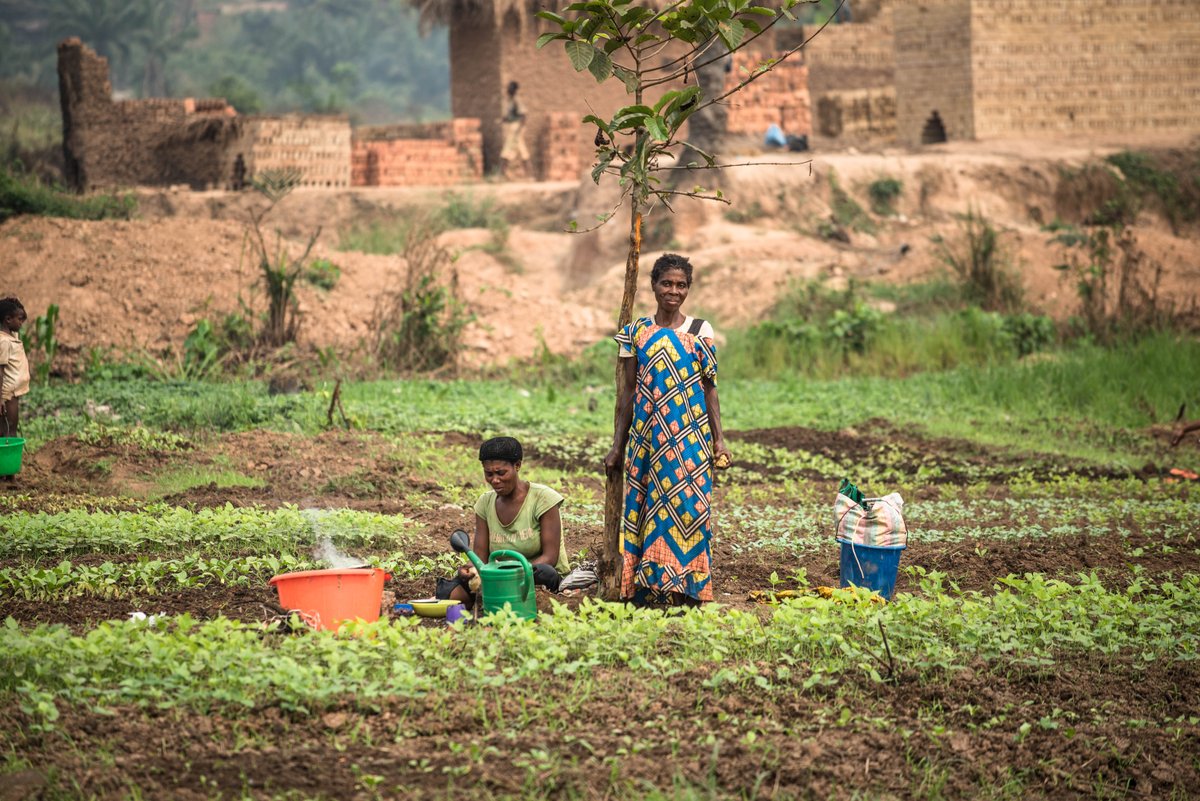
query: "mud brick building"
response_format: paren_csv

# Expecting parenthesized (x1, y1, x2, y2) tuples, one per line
(894, 0, 1200, 145)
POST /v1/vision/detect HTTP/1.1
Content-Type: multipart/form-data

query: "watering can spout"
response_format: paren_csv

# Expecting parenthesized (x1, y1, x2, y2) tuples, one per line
(450, 529, 485, 571)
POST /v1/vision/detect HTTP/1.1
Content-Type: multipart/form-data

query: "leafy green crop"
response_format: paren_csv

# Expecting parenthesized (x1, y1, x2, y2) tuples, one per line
(3, 575, 1196, 728)
(0, 505, 418, 560)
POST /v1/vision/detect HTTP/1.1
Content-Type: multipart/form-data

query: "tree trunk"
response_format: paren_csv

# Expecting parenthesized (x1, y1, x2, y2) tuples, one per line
(600, 206, 643, 601)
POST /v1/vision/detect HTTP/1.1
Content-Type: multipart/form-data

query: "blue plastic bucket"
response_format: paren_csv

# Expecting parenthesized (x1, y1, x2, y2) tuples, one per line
(838, 539, 906, 600)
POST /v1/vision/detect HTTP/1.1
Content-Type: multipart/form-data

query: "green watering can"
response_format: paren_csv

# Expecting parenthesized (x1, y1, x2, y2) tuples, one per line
(450, 529, 537, 621)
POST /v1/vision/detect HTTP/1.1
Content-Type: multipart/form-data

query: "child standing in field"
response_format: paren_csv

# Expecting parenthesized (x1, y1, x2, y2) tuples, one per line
(0, 298, 30, 481)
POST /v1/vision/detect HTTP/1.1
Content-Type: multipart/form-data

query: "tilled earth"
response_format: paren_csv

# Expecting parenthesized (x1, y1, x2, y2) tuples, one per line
(3, 425, 1198, 799)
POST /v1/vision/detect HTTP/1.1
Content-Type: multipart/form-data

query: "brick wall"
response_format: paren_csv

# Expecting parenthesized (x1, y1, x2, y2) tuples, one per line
(497, 13, 640, 180)
(968, 0, 1200, 138)
(894, 0, 974, 146)
(802, 6, 895, 96)
(724, 52, 812, 138)
(351, 119, 483, 186)
(895, 0, 1200, 145)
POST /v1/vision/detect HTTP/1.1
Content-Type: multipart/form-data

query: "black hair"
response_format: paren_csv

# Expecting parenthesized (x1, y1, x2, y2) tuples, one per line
(507, 80, 519, 94)
(0, 298, 25, 320)
(650, 253, 693, 286)
(479, 436, 522, 464)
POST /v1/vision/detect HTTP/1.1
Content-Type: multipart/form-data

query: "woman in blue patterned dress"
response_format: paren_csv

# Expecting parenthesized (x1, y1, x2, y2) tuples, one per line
(603, 254, 731, 605)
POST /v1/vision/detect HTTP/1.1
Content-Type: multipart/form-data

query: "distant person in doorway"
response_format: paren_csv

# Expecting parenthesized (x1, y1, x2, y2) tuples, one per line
(0, 297, 30, 484)
(500, 81, 532, 180)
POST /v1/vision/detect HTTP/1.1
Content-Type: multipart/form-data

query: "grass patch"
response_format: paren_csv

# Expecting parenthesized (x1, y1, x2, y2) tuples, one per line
(0, 166, 136, 223)
(145, 467, 265, 498)
(337, 192, 510, 256)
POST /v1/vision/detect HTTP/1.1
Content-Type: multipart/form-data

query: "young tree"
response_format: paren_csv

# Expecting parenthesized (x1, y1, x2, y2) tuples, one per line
(537, 0, 826, 598)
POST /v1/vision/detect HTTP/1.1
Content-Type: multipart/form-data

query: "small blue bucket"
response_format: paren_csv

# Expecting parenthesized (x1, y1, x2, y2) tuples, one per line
(838, 539, 906, 600)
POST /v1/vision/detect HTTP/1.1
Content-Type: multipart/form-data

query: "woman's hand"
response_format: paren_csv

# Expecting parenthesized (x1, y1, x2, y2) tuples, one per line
(604, 445, 624, 475)
(713, 439, 732, 470)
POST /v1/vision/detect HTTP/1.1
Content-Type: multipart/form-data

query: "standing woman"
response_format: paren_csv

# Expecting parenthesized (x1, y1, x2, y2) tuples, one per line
(604, 254, 731, 606)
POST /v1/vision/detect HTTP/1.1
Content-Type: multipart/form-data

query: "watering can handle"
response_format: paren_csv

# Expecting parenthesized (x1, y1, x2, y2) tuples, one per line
(491, 549, 533, 603)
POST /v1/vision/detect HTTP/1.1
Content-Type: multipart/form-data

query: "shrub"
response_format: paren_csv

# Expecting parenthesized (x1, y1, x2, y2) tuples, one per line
(20, 303, 59, 383)
(867, 177, 903, 216)
(828, 172, 874, 233)
(934, 209, 1023, 313)
(245, 169, 320, 347)
(304, 258, 341, 291)
(1047, 222, 1190, 341)
(1106, 149, 1200, 232)
(373, 220, 474, 373)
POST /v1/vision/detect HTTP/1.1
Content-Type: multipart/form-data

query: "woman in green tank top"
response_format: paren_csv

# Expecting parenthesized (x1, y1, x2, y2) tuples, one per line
(443, 436, 567, 605)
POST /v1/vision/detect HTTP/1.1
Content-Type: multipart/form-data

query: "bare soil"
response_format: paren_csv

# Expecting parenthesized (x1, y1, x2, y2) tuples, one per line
(3, 657, 1196, 799)
(3, 138, 1198, 371)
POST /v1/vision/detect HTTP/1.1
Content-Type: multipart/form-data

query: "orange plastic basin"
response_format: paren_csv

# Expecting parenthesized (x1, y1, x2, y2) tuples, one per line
(268, 568, 391, 631)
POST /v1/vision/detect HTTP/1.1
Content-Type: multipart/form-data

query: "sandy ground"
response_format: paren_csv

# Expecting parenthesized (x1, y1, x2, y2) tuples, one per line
(2, 135, 1197, 369)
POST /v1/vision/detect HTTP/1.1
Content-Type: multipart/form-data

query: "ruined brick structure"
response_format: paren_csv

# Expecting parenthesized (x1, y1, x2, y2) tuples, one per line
(58, 39, 351, 191)
(895, 0, 1200, 145)
(58, 38, 240, 191)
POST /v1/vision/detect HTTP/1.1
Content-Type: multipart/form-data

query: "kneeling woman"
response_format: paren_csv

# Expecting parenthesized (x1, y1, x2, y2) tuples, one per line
(445, 436, 568, 605)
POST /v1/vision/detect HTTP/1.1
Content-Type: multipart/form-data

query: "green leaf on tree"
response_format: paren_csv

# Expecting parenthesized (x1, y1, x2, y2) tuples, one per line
(565, 40, 595, 71)
(644, 115, 669, 142)
(588, 48, 613, 82)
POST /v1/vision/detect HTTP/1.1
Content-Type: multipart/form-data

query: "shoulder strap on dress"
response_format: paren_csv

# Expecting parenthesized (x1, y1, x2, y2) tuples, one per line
(687, 317, 706, 336)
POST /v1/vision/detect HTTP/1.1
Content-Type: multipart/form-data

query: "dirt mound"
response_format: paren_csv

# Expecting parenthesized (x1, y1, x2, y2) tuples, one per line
(3, 137, 1198, 370)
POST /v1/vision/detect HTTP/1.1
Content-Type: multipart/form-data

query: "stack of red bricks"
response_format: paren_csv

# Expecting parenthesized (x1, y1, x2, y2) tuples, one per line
(540, 112, 581, 182)
(350, 119, 483, 187)
(723, 52, 812, 138)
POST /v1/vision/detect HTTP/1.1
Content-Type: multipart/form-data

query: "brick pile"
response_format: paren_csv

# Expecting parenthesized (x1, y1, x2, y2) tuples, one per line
(723, 52, 812, 138)
(350, 119, 483, 187)
(540, 112, 581, 182)
(240, 116, 352, 188)
(816, 88, 897, 138)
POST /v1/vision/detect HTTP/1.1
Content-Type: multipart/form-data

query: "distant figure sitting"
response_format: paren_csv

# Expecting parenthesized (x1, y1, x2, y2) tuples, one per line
(764, 123, 788, 149)
(500, 81, 532, 180)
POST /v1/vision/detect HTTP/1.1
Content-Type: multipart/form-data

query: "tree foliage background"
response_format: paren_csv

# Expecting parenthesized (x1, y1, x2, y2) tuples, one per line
(0, 0, 450, 123)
